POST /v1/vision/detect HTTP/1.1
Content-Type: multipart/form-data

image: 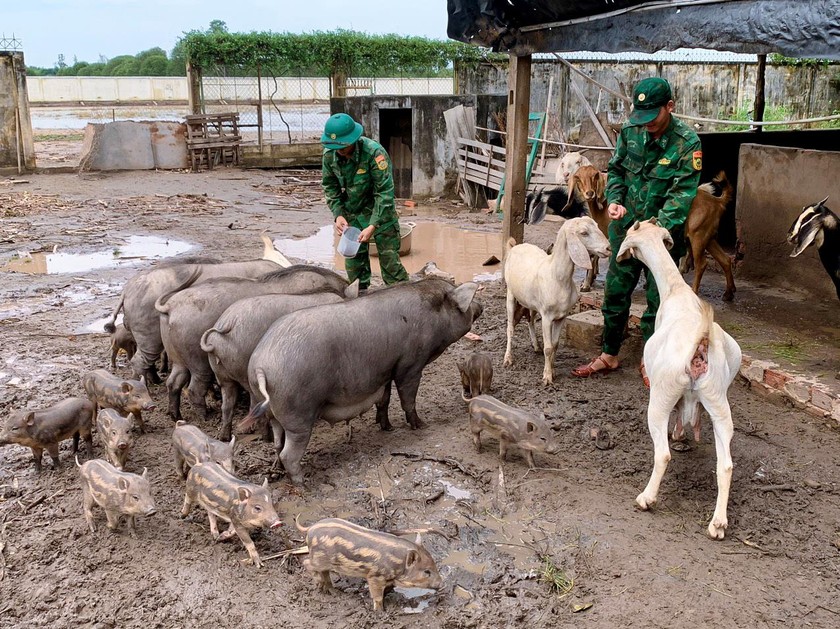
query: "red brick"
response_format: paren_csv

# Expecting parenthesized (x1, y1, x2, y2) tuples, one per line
(763, 368, 791, 390)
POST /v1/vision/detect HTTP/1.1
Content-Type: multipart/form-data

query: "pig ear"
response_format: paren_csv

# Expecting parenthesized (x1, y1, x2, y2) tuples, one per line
(405, 549, 419, 568)
(344, 279, 360, 299)
(414, 532, 423, 546)
(452, 282, 479, 312)
(540, 413, 547, 423)
(127, 412, 136, 425)
(566, 231, 592, 269)
(118, 477, 129, 491)
(237, 486, 252, 501)
(230, 435, 236, 449)
(121, 382, 132, 393)
(25, 412, 36, 426)
(141, 467, 148, 479)
(262, 477, 269, 489)
(525, 421, 537, 434)
(139, 375, 146, 386)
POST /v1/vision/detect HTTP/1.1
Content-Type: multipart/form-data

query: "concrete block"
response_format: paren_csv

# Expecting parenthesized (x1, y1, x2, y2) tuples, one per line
(832, 399, 840, 423)
(741, 359, 775, 383)
(810, 385, 835, 412)
(79, 121, 188, 171)
(783, 378, 812, 405)
(562, 309, 604, 352)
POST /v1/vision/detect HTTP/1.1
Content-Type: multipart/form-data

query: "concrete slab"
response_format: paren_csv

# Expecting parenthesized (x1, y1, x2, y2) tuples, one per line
(79, 121, 188, 171)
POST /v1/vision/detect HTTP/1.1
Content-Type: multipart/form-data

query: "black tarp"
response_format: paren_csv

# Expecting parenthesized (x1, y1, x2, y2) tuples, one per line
(447, 0, 840, 59)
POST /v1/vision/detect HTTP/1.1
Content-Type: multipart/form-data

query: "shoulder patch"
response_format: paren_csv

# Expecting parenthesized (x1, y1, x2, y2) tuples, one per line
(374, 154, 388, 170)
(692, 150, 702, 171)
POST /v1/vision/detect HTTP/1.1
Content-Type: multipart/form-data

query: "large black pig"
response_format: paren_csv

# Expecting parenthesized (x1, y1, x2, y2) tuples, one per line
(157, 266, 352, 421)
(243, 279, 482, 486)
(103, 235, 290, 384)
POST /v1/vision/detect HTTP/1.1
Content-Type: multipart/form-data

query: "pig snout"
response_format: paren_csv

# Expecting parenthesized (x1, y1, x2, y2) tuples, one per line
(118, 442, 129, 451)
(142, 401, 156, 410)
(545, 442, 561, 455)
(269, 519, 283, 530)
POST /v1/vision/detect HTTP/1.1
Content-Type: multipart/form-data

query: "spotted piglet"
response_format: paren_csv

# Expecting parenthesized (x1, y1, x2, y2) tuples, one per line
(458, 351, 493, 400)
(109, 324, 137, 369)
(297, 517, 443, 612)
(171, 420, 235, 479)
(96, 408, 135, 471)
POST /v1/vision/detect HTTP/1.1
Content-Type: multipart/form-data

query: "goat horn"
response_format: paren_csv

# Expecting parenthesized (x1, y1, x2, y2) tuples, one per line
(818, 195, 829, 206)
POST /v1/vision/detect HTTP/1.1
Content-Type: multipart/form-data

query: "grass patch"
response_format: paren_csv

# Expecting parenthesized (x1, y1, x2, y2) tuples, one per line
(539, 554, 574, 596)
(34, 132, 85, 142)
(742, 338, 812, 363)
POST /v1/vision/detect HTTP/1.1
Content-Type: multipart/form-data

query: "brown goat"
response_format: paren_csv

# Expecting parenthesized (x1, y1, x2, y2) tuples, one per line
(680, 171, 735, 301)
(562, 165, 609, 291)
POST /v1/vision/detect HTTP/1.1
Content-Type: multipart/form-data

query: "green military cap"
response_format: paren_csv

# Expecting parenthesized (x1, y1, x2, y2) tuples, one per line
(321, 113, 363, 150)
(629, 77, 673, 125)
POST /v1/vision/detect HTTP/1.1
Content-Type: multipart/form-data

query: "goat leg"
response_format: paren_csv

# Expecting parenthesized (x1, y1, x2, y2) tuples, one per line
(706, 239, 736, 301)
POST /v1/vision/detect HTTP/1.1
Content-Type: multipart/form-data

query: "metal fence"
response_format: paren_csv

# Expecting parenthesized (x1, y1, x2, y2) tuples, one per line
(199, 67, 454, 145)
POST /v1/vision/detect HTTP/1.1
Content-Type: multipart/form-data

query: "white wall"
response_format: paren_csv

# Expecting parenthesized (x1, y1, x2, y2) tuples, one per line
(27, 76, 189, 103)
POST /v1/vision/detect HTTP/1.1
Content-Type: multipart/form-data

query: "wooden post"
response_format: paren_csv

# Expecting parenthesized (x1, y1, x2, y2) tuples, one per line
(501, 53, 531, 252)
(753, 54, 766, 133)
(187, 62, 202, 115)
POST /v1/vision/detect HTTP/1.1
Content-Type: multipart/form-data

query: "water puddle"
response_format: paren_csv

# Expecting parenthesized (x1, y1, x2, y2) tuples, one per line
(274, 222, 503, 284)
(440, 480, 471, 501)
(395, 586, 436, 614)
(2, 235, 193, 275)
(442, 549, 488, 575)
(77, 313, 124, 335)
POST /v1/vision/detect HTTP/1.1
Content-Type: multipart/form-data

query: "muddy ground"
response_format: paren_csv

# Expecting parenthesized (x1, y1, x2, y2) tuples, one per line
(1, 165, 840, 629)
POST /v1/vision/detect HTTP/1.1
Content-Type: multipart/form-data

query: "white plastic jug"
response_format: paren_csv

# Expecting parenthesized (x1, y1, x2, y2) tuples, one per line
(337, 226, 362, 257)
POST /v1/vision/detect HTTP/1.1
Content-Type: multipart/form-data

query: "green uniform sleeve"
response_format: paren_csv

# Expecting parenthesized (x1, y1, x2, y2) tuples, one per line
(606, 130, 629, 206)
(368, 148, 396, 228)
(321, 153, 346, 220)
(657, 139, 702, 231)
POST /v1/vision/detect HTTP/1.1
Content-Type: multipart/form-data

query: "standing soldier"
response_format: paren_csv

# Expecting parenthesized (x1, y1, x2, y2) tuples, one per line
(572, 77, 703, 386)
(321, 113, 409, 290)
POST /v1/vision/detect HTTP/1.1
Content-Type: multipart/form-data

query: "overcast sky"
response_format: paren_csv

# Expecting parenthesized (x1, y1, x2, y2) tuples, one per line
(5, 0, 450, 69)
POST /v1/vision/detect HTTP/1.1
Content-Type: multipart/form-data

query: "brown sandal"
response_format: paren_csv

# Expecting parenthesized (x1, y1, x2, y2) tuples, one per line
(572, 356, 620, 378)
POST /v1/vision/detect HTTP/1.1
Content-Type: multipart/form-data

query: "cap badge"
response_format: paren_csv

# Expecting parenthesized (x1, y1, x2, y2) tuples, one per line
(638, 93, 646, 102)
(330, 133, 336, 139)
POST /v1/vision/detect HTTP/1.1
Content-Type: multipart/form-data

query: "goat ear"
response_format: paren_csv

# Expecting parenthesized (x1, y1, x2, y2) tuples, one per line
(790, 216, 823, 257)
(617, 246, 634, 263)
(566, 230, 592, 269)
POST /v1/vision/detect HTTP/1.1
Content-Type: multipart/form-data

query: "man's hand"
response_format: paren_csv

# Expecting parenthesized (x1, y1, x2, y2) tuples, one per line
(358, 225, 376, 243)
(334, 215, 349, 235)
(607, 203, 627, 220)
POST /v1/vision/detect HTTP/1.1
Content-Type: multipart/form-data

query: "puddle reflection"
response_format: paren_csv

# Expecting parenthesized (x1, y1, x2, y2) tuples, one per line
(3, 235, 193, 275)
(274, 222, 502, 284)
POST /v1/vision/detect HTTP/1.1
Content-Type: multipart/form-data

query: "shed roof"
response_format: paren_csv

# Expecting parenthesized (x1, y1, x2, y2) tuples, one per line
(447, 0, 840, 60)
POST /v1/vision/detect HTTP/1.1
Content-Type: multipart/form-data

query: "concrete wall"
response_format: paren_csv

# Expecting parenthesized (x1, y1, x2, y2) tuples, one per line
(338, 94, 504, 198)
(27, 76, 455, 104)
(737, 144, 840, 301)
(0, 52, 36, 172)
(457, 60, 840, 136)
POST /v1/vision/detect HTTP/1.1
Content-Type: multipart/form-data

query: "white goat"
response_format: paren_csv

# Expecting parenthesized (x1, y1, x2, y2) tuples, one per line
(556, 151, 592, 185)
(503, 217, 611, 385)
(617, 219, 742, 540)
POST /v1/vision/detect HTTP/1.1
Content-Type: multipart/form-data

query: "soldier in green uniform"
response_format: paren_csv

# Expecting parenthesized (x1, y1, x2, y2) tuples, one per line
(321, 113, 409, 289)
(572, 77, 702, 386)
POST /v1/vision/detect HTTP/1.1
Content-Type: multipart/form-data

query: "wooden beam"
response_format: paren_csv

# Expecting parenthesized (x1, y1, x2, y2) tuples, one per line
(187, 62, 202, 115)
(753, 54, 767, 133)
(501, 53, 531, 251)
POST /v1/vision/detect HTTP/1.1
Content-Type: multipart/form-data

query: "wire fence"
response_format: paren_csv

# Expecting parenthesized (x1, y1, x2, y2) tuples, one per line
(199, 66, 454, 145)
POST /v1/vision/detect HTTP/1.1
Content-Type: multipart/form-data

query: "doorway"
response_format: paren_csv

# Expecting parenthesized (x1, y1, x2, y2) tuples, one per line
(378, 108, 412, 198)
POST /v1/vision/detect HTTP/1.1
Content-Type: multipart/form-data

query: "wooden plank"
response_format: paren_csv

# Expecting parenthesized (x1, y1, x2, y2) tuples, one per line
(456, 148, 507, 171)
(457, 157, 505, 180)
(501, 53, 531, 248)
(569, 79, 614, 148)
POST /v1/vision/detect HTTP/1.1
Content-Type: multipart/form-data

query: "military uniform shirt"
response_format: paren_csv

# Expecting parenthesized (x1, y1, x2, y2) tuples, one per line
(322, 136, 398, 230)
(606, 115, 702, 231)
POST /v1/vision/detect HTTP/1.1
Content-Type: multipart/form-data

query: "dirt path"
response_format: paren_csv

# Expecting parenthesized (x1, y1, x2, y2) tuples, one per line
(1, 169, 839, 628)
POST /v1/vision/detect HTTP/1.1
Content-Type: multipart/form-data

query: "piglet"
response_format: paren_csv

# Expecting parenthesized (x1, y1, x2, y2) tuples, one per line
(297, 516, 443, 612)
(0, 397, 94, 472)
(458, 351, 493, 400)
(467, 395, 559, 469)
(172, 420, 235, 479)
(82, 369, 156, 433)
(109, 324, 137, 369)
(77, 457, 156, 536)
(96, 408, 135, 471)
(181, 462, 281, 568)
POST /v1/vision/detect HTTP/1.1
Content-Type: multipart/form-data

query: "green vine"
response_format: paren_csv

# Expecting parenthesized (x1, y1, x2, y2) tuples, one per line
(768, 53, 832, 69)
(181, 28, 497, 75)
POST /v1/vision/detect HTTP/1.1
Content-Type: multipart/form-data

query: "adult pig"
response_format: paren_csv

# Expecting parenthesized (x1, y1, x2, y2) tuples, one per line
(172, 420, 235, 479)
(82, 369, 156, 433)
(245, 279, 482, 486)
(0, 398, 94, 472)
(297, 517, 443, 612)
(109, 323, 137, 369)
(200, 291, 352, 440)
(77, 458, 156, 536)
(158, 265, 352, 422)
(96, 408, 135, 471)
(181, 462, 281, 568)
(103, 234, 290, 384)
(467, 395, 560, 469)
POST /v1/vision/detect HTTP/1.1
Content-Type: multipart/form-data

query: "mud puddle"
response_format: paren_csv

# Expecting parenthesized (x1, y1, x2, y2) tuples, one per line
(2, 235, 193, 275)
(275, 222, 502, 283)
